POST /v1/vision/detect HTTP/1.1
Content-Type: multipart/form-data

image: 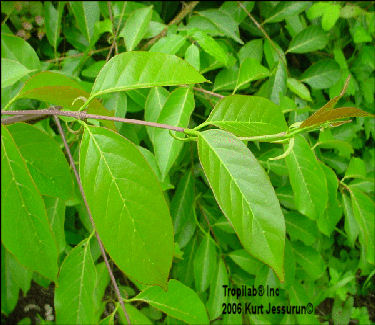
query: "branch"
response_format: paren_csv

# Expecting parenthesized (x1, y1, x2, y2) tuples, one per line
(141, 1, 199, 50)
(52, 114, 131, 325)
(238, 1, 288, 74)
(193, 87, 224, 99)
(44, 47, 111, 63)
(1, 108, 186, 132)
(106, 1, 127, 61)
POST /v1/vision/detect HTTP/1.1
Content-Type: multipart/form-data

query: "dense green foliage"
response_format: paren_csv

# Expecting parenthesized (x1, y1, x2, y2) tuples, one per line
(1, 1, 374, 324)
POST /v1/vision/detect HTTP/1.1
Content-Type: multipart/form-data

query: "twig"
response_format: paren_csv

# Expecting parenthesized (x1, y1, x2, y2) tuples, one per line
(106, 1, 127, 60)
(52, 114, 131, 325)
(193, 87, 224, 99)
(1, 108, 185, 132)
(238, 1, 288, 73)
(107, 1, 118, 56)
(141, 1, 199, 50)
(44, 47, 111, 63)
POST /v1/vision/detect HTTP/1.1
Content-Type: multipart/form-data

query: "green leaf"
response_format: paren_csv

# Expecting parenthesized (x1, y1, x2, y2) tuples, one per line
(149, 34, 186, 55)
(270, 62, 287, 105)
(91, 52, 206, 98)
(185, 43, 200, 71)
(213, 65, 239, 91)
(144, 87, 169, 143)
(118, 304, 153, 325)
(287, 78, 312, 101)
(1, 58, 33, 88)
(349, 187, 375, 264)
(102, 91, 127, 131)
(321, 3, 341, 31)
(238, 39, 263, 64)
(285, 135, 328, 220)
(264, 1, 311, 24)
(205, 95, 288, 137)
(345, 157, 367, 179)
(199, 9, 243, 44)
(285, 211, 319, 246)
(7, 123, 74, 200)
(131, 279, 209, 324)
(79, 126, 174, 287)
(120, 6, 153, 51)
(1, 126, 58, 281)
(235, 58, 269, 91)
(191, 31, 228, 66)
(1, 245, 32, 315)
(194, 235, 217, 292)
(227, 249, 263, 275)
(287, 25, 328, 54)
(153, 88, 195, 180)
(6, 71, 115, 130)
(171, 171, 196, 249)
(44, 1, 64, 50)
(207, 258, 228, 320)
(197, 129, 285, 281)
(54, 237, 97, 324)
(291, 241, 326, 280)
(301, 59, 341, 89)
(44, 197, 66, 255)
(69, 1, 100, 45)
(343, 193, 359, 247)
(1, 33, 40, 70)
(264, 39, 286, 70)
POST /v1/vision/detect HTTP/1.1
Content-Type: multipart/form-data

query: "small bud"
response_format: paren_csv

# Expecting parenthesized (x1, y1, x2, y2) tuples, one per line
(37, 29, 45, 40)
(35, 15, 44, 26)
(22, 21, 33, 31)
(16, 29, 26, 38)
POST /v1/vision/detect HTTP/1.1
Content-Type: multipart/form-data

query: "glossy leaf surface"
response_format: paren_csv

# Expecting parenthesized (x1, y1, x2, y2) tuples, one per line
(79, 126, 174, 287)
(287, 26, 328, 54)
(198, 129, 285, 281)
(44, 2, 64, 50)
(1, 58, 33, 88)
(131, 279, 209, 324)
(301, 59, 341, 89)
(206, 95, 287, 137)
(235, 58, 269, 91)
(91, 52, 206, 98)
(1, 126, 58, 281)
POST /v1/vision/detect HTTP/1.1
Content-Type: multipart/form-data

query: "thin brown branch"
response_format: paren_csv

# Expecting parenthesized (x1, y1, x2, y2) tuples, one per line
(52, 114, 131, 325)
(107, 1, 118, 55)
(106, 1, 127, 60)
(1, 108, 186, 132)
(44, 47, 111, 63)
(238, 1, 288, 74)
(141, 1, 199, 50)
(193, 87, 224, 99)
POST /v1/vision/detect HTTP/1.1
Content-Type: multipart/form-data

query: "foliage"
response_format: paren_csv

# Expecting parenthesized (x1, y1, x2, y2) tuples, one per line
(1, 1, 374, 324)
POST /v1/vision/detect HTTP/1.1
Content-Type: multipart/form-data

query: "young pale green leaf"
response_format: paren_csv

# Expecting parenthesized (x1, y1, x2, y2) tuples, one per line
(131, 279, 209, 324)
(207, 259, 228, 320)
(194, 235, 217, 293)
(264, 1, 312, 24)
(191, 30, 228, 66)
(342, 193, 359, 247)
(1, 245, 33, 315)
(184, 43, 200, 71)
(149, 34, 186, 55)
(235, 58, 269, 91)
(118, 303, 153, 325)
(153, 88, 195, 180)
(1, 126, 58, 281)
(290, 241, 326, 280)
(1, 58, 33, 88)
(54, 237, 97, 324)
(349, 187, 375, 264)
(171, 171, 196, 249)
(44, 197, 66, 255)
(285, 211, 319, 246)
(238, 39, 263, 64)
(69, 1, 100, 45)
(79, 126, 174, 287)
(301, 59, 341, 89)
(198, 129, 285, 282)
(6, 71, 115, 130)
(321, 3, 341, 31)
(287, 78, 312, 101)
(120, 6, 153, 51)
(91, 52, 206, 98)
(44, 2, 64, 50)
(285, 135, 328, 220)
(227, 249, 264, 275)
(1, 33, 40, 70)
(345, 157, 367, 179)
(205, 95, 287, 138)
(287, 26, 328, 54)
(144, 87, 169, 143)
(198, 9, 243, 44)
(7, 123, 74, 200)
